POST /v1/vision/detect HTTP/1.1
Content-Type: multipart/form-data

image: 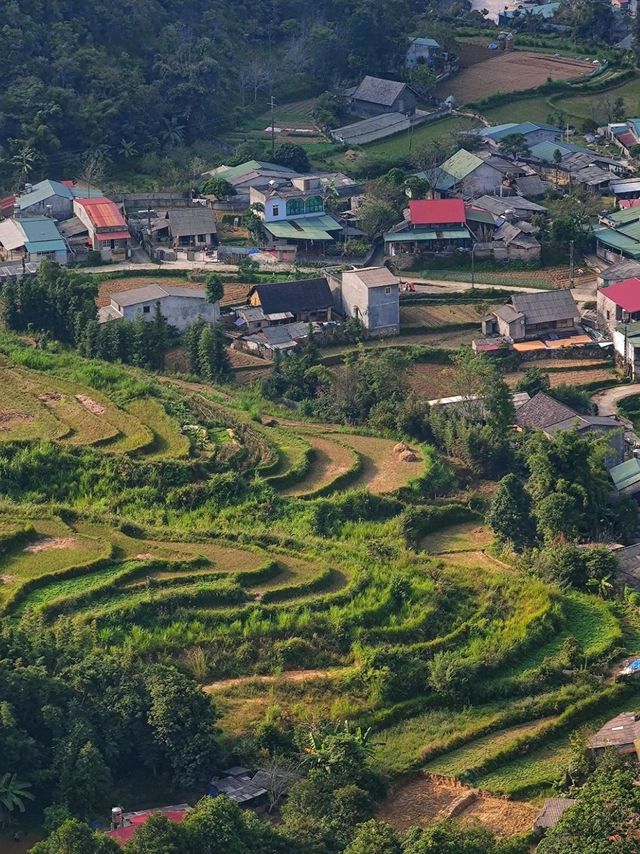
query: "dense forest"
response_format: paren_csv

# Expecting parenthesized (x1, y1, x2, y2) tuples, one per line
(0, 0, 427, 189)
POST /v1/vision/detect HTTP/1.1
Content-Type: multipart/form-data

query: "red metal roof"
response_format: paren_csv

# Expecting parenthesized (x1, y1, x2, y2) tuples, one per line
(76, 197, 128, 230)
(618, 132, 637, 149)
(602, 277, 640, 312)
(409, 198, 466, 226)
(105, 810, 187, 848)
(620, 199, 640, 209)
(0, 194, 16, 214)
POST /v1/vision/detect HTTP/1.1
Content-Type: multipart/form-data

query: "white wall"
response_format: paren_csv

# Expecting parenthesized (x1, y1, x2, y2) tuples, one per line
(119, 297, 219, 332)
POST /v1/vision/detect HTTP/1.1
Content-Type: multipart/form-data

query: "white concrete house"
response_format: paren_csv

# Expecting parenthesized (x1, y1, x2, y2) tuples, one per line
(406, 37, 442, 69)
(98, 285, 219, 331)
(328, 266, 400, 337)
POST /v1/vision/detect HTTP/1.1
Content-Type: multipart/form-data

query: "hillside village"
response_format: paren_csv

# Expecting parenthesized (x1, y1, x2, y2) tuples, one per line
(8, 2, 640, 852)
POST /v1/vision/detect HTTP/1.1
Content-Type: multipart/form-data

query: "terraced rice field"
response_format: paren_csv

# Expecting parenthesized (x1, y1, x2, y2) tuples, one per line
(281, 433, 356, 497)
(329, 434, 424, 494)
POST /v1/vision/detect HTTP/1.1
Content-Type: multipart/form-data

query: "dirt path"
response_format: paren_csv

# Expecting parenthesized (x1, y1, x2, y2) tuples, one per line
(408, 277, 596, 304)
(203, 667, 350, 692)
(592, 384, 640, 416)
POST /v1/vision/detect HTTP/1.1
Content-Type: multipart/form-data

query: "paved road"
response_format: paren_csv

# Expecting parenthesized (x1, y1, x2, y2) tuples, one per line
(592, 384, 640, 416)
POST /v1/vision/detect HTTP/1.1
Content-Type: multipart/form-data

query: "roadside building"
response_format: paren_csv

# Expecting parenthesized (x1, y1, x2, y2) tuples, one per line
(248, 278, 334, 323)
(98, 284, 218, 331)
(597, 259, 640, 288)
(349, 76, 417, 118)
(482, 290, 579, 341)
(612, 320, 640, 379)
(147, 208, 217, 253)
(73, 197, 130, 261)
(596, 277, 640, 335)
(490, 220, 541, 263)
(469, 122, 562, 150)
(430, 148, 510, 198)
(107, 805, 190, 847)
(202, 160, 298, 205)
(14, 179, 103, 219)
(326, 266, 400, 337)
(384, 198, 472, 257)
(595, 208, 640, 263)
(0, 216, 68, 264)
(472, 194, 548, 222)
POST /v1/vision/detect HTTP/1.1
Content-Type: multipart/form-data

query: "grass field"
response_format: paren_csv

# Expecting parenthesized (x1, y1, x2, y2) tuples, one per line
(281, 433, 357, 497)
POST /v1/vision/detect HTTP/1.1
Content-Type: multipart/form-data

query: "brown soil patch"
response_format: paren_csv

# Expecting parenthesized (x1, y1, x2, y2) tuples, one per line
(437, 51, 594, 104)
(221, 283, 252, 307)
(75, 394, 106, 415)
(38, 392, 63, 404)
(376, 774, 537, 838)
(283, 434, 354, 497)
(0, 411, 34, 428)
(0, 574, 16, 584)
(229, 349, 269, 370)
(408, 364, 459, 399)
(135, 553, 155, 560)
(505, 367, 616, 389)
(24, 537, 79, 553)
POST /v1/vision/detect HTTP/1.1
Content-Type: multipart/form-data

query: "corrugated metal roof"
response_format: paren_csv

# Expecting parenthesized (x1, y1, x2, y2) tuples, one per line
(264, 215, 341, 241)
(439, 149, 484, 182)
(166, 208, 217, 238)
(17, 179, 73, 209)
(410, 37, 439, 48)
(216, 160, 296, 181)
(409, 199, 466, 226)
(112, 285, 206, 307)
(600, 277, 640, 312)
(332, 112, 412, 145)
(75, 197, 128, 229)
(385, 227, 471, 242)
(24, 239, 67, 253)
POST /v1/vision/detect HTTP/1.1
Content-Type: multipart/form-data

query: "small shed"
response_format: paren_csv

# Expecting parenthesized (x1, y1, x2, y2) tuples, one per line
(533, 798, 576, 835)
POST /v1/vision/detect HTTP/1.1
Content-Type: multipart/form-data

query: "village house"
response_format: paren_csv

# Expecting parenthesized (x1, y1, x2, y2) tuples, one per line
(587, 712, 640, 758)
(384, 198, 472, 257)
(515, 391, 624, 463)
(469, 121, 563, 150)
(609, 457, 640, 496)
(73, 197, 131, 261)
(594, 207, 640, 263)
(98, 285, 218, 331)
(612, 320, 640, 379)
(202, 160, 299, 205)
(473, 219, 541, 264)
(0, 216, 68, 265)
(596, 277, 640, 335)
(482, 290, 579, 341)
(471, 194, 548, 222)
(235, 320, 325, 360)
(610, 177, 640, 204)
(598, 258, 640, 288)
(13, 179, 103, 220)
(405, 37, 443, 69)
(427, 149, 515, 198)
(349, 76, 417, 118)
(145, 207, 218, 257)
(326, 266, 400, 337)
(606, 118, 640, 155)
(247, 278, 334, 323)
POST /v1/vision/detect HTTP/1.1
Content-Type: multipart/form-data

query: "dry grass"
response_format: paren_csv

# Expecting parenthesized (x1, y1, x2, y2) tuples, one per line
(436, 51, 595, 104)
(504, 366, 617, 389)
(282, 434, 355, 497)
(408, 364, 459, 399)
(400, 303, 495, 328)
(337, 434, 423, 494)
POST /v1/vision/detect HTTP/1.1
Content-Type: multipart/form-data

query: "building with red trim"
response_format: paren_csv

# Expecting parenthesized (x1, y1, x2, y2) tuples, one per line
(73, 197, 131, 261)
(597, 276, 640, 335)
(384, 198, 472, 257)
(106, 805, 190, 848)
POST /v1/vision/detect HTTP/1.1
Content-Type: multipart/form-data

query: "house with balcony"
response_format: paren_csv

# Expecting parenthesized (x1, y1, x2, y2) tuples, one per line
(384, 198, 472, 257)
(73, 197, 131, 261)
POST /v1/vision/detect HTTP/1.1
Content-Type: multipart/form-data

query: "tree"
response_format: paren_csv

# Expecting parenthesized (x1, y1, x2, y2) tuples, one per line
(0, 773, 34, 824)
(273, 143, 310, 172)
(31, 819, 120, 854)
(498, 133, 530, 160)
(204, 273, 224, 305)
(201, 177, 236, 199)
(535, 492, 581, 543)
(411, 141, 450, 196)
(197, 323, 232, 383)
(124, 814, 188, 854)
(184, 317, 207, 374)
(409, 65, 437, 97)
(404, 176, 429, 199)
(343, 820, 401, 854)
(487, 474, 536, 549)
(537, 767, 640, 854)
(402, 821, 505, 854)
(357, 199, 398, 239)
(146, 664, 220, 788)
(515, 367, 550, 397)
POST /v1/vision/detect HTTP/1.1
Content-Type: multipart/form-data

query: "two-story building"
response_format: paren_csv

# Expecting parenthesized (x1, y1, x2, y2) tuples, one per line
(73, 197, 131, 261)
(327, 266, 400, 337)
(597, 277, 640, 335)
(405, 37, 442, 69)
(384, 199, 473, 257)
(0, 216, 68, 265)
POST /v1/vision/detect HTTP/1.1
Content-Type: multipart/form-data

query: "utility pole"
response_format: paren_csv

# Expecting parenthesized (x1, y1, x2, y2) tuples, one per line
(471, 243, 476, 291)
(270, 96, 276, 158)
(569, 239, 575, 289)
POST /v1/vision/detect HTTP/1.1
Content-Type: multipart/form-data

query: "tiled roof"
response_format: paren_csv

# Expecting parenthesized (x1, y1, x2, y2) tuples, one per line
(348, 266, 399, 288)
(352, 76, 407, 107)
(409, 199, 466, 226)
(534, 799, 576, 830)
(112, 285, 205, 307)
(516, 391, 580, 430)
(588, 712, 640, 748)
(249, 278, 333, 315)
(166, 208, 217, 238)
(511, 289, 578, 325)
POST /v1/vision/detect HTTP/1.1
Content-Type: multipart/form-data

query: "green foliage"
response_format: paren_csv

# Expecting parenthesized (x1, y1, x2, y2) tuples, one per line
(204, 273, 224, 305)
(31, 819, 120, 854)
(273, 143, 310, 173)
(498, 133, 531, 159)
(201, 177, 236, 198)
(343, 820, 401, 854)
(487, 474, 536, 550)
(515, 367, 550, 397)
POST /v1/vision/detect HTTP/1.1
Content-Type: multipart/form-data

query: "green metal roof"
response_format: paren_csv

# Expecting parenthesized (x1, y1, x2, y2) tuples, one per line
(594, 227, 640, 259)
(609, 457, 640, 491)
(24, 239, 67, 253)
(265, 215, 341, 241)
(439, 149, 484, 182)
(385, 227, 471, 242)
(217, 160, 294, 181)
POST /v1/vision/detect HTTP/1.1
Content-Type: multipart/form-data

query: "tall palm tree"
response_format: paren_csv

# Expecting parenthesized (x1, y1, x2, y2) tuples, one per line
(0, 774, 34, 826)
(11, 146, 37, 189)
(160, 117, 185, 149)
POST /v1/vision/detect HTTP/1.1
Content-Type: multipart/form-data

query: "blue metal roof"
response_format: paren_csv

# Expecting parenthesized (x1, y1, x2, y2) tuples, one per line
(17, 180, 74, 210)
(18, 216, 65, 243)
(410, 37, 440, 48)
(24, 239, 67, 253)
(479, 122, 562, 142)
(529, 139, 593, 162)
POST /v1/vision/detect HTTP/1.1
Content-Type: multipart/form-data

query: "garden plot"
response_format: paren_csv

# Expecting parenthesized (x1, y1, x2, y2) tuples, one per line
(399, 303, 494, 329)
(504, 365, 618, 389)
(124, 398, 189, 459)
(421, 522, 494, 554)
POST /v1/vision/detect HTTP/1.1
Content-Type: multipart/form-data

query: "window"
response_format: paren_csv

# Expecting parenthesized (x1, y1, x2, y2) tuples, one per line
(272, 205, 279, 217)
(385, 287, 391, 294)
(197, 234, 206, 242)
(305, 196, 323, 214)
(143, 305, 151, 314)
(286, 198, 305, 216)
